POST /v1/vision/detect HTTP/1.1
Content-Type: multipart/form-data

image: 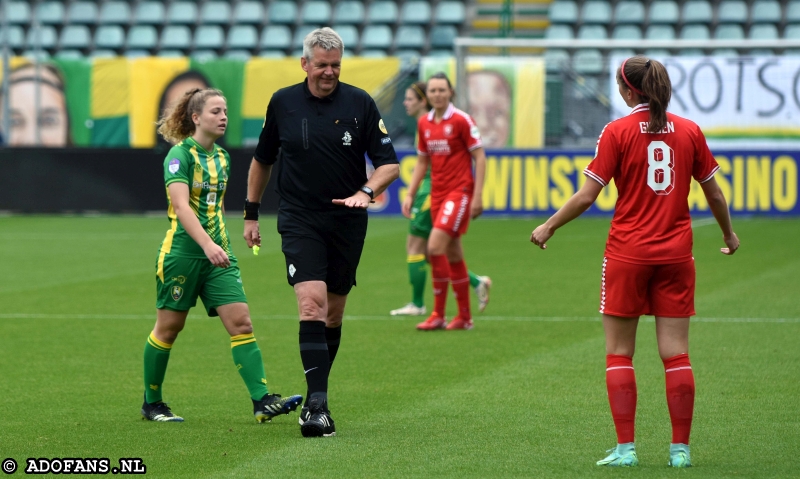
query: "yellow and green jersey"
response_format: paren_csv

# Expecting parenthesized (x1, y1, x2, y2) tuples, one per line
(158, 137, 234, 263)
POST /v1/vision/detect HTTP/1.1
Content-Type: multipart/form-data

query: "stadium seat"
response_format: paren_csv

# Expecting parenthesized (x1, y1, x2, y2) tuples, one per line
(577, 25, 607, 40)
(789, 3, 800, 22)
(134, 2, 166, 25)
(428, 49, 452, 57)
(612, 25, 642, 40)
(715, 24, 745, 39)
(717, 1, 748, 24)
(233, 2, 265, 25)
(367, 1, 399, 24)
(293, 25, 321, 49)
(59, 25, 91, 50)
(259, 50, 287, 58)
(614, 1, 645, 24)
(679, 49, 705, 56)
(711, 48, 739, 57)
(609, 48, 636, 58)
(127, 25, 158, 50)
(192, 50, 218, 60)
(200, 2, 231, 25)
(167, 3, 198, 25)
(573, 49, 603, 74)
(750, 1, 782, 23)
(99, 2, 131, 25)
(400, 1, 432, 25)
(160, 25, 192, 50)
(648, 1, 679, 24)
(228, 25, 258, 50)
(646, 25, 675, 40)
(545, 25, 574, 39)
(360, 49, 387, 57)
(333, 1, 365, 24)
(7, 2, 31, 25)
(784, 24, 800, 39)
(332, 25, 359, 49)
(94, 25, 125, 49)
(544, 49, 570, 72)
(269, 2, 298, 24)
(361, 25, 392, 49)
(750, 24, 778, 40)
(26, 26, 57, 49)
(395, 25, 425, 49)
(35, 2, 66, 25)
(681, 24, 710, 39)
(0, 26, 24, 49)
(430, 25, 457, 48)
(260, 25, 291, 50)
(291, 48, 305, 57)
(581, 1, 612, 24)
(125, 49, 150, 58)
(394, 49, 421, 65)
(67, 2, 99, 25)
(301, 1, 332, 24)
(681, 1, 712, 24)
(549, 1, 578, 24)
(435, 2, 466, 24)
(643, 48, 670, 57)
(224, 50, 251, 61)
(749, 48, 774, 56)
(23, 50, 51, 61)
(91, 49, 117, 58)
(158, 50, 184, 57)
(55, 49, 84, 59)
(194, 25, 224, 50)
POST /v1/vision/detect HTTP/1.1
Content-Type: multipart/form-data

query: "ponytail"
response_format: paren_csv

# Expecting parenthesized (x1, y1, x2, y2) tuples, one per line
(617, 56, 671, 134)
(156, 88, 225, 144)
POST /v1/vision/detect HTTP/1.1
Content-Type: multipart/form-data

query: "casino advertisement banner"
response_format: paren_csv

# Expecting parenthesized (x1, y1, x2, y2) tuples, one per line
(367, 149, 799, 216)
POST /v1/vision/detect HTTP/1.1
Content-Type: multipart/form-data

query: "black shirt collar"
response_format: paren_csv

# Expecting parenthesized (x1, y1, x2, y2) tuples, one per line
(303, 78, 341, 102)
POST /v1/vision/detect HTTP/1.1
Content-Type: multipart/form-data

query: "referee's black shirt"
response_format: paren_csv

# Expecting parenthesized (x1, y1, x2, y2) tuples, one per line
(254, 79, 399, 211)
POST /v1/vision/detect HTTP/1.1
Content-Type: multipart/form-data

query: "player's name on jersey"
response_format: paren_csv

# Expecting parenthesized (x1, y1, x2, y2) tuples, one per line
(639, 122, 675, 134)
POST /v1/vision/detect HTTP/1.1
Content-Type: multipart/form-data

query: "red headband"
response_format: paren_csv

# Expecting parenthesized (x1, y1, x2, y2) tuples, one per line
(620, 58, 644, 97)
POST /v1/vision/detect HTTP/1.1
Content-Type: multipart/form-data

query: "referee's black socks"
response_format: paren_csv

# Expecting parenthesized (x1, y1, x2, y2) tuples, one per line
(299, 320, 330, 401)
(326, 325, 342, 367)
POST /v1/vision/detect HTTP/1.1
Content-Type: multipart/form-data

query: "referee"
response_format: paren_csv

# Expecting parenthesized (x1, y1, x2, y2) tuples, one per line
(243, 27, 400, 438)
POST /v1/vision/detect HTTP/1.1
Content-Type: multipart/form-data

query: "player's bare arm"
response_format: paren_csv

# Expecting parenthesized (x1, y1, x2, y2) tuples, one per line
(700, 176, 740, 255)
(243, 158, 273, 248)
(530, 179, 604, 249)
(333, 163, 400, 209)
(471, 147, 487, 219)
(402, 154, 430, 218)
(168, 182, 230, 267)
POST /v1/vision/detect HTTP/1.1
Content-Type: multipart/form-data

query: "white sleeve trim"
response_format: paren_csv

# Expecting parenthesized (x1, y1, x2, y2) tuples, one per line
(583, 168, 607, 187)
(468, 142, 483, 152)
(699, 165, 720, 184)
(416, 150, 428, 157)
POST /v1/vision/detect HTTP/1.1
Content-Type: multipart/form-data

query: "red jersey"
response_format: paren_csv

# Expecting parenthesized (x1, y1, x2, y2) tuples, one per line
(417, 103, 483, 205)
(585, 104, 719, 265)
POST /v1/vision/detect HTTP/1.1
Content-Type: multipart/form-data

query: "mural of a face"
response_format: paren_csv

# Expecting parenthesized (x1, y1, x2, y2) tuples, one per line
(468, 71, 512, 148)
(0, 64, 69, 146)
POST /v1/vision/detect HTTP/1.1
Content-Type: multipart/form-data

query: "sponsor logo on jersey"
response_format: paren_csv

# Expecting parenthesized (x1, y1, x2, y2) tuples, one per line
(379, 119, 388, 134)
(427, 139, 451, 154)
(168, 159, 180, 174)
(470, 125, 481, 140)
(171, 286, 183, 301)
(171, 275, 186, 284)
(342, 131, 352, 146)
(381, 137, 392, 145)
(192, 181, 226, 191)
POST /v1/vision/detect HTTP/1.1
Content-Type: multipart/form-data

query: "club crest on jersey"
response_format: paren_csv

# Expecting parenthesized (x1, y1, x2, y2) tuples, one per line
(424, 130, 431, 138)
(171, 286, 183, 301)
(342, 131, 352, 146)
(444, 125, 453, 136)
(168, 159, 180, 174)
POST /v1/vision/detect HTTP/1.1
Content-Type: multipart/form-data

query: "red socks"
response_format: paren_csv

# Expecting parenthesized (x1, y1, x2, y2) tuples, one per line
(429, 254, 450, 317)
(606, 354, 637, 444)
(449, 260, 471, 320)
(663, 353, 695, 445)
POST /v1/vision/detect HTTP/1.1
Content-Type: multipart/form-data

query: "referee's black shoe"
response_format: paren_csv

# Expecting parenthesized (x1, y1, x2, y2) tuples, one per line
(253, 393, 303, 423)
(298, 407, 310, 425)
(300, 395, 336, 437)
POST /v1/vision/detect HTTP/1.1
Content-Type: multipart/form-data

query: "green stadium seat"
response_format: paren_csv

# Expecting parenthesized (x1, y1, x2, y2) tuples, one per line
(679, 49, 705, 56)
(60, 25, 91, 50)
(715, 24, 745, 39)
(158, 50, 184, 57)
(646, 25, 675, 40)
(134, 2, 165, 25)
(361, 25, 392, 49)
(612, 25, 642, 40)
(94, 25, 125, 49)
(200, 2, 231, 25)
(751, 1, 782, 23)
(67, 2, 99, 25)
(224, 50, 252, 61)
(784, 24, 800, 39)
(301, 1, 332, 24)
(544, 49, 570, 72)
(55, 49, 85, 59)
(7, 2, 31, 25)
(581, 1, 612, 24)
(395, 49, 421, 66)
(788, 3, 800, 22)
(549, 1, 578, 24)
(395, 25, 425, 50)
(291, 48, 305, 57)
(160, 25, 192, 50)
(260, 26, 291, 50)
(332, 25, 359, 49)
(26, 26, 57, 49)
(573, 49, 603, 74)
(610, 48, 636, 58)
(577, 25, 607, 40)
(127, 25, 158, 50)
(428, 49, 452, 57)
(711, 48, 739, 57)
(430, 25, 457, 48)
(91, 49, 117, 58)
(269, 2, 298, 25)
(400, 1, 431, 25)
(192, 50, 219, 60)
(167, 3, 198, 25)
(649, 1, 679, 24)
(258, 50, 287, 58)
(125, 49, 151, 58)
(194, 26, 224, 50)
(367, 1, 399, 24)
(643, 48, 670, 57)
(333, 1, 365, 24)
(0, 26, 24, 49)
(614, 1, 645, 24)
(35, 2, 66, 25)
(99, 2, 131, 25)
(435, 2, 466, 24)
(681, 24, 710, 39)
(681, 1, 712, 24)
(233, 2, 265, 25)
(750, 24, 778, 40)
(748, 48, 774, 56)
(717, 1, 748, 24)
(545, 25, 574, 39)
(293, 25, 321, 49)
(360, 49, 387, 57)
(23, 50, 51, 61)
(228, 25, 258, 50)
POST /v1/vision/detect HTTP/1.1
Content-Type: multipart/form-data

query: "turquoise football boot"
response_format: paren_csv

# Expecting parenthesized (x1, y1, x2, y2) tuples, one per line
(596, 443, 639, 467)
(669, 443, 692, 468)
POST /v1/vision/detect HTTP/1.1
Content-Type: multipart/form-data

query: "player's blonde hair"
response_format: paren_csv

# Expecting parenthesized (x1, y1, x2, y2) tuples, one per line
(156, 88, 226, 144)
(617, 56, 671, 134)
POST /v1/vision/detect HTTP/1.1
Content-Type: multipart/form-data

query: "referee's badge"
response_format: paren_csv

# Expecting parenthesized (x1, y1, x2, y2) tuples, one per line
(171, 286, 183, 301)
(289, 264, 296, 277)
(379, 119, 388, 134)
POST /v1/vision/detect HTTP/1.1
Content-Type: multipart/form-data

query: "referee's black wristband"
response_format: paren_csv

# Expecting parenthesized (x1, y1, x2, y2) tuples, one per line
(244, 199, 260, 220)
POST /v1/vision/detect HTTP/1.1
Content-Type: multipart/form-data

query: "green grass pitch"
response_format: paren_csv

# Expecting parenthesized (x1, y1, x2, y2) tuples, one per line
(0, 215, 798, 478)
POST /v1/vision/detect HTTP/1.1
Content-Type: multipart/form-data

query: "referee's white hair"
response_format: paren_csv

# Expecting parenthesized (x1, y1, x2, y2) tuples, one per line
(303, 27, 344, 61)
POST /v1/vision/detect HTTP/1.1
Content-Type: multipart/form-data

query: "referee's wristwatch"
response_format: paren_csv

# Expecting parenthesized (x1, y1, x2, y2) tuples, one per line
(359, 185, 375, 200)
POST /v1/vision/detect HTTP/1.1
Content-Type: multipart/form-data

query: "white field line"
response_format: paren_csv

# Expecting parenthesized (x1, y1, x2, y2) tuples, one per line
(0, 313, 797, 323)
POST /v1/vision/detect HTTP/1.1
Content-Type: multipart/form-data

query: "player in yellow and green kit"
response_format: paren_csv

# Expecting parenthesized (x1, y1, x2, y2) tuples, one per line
(390, 82, 492, 317)
(141, 87, 301, 422)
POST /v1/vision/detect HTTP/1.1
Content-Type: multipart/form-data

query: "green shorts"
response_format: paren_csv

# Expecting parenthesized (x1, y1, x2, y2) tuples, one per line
(409, 177, 432, 238)
(155, 253, 247, 317)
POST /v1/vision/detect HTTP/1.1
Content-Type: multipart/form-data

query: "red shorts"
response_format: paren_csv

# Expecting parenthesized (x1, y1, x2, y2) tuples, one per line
(431, 191, 472, 237)
(600, 257, 696, 318)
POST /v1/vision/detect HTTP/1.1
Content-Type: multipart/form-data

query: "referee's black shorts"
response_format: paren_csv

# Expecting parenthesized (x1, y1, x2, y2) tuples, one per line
(277, 205, 368, 296)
